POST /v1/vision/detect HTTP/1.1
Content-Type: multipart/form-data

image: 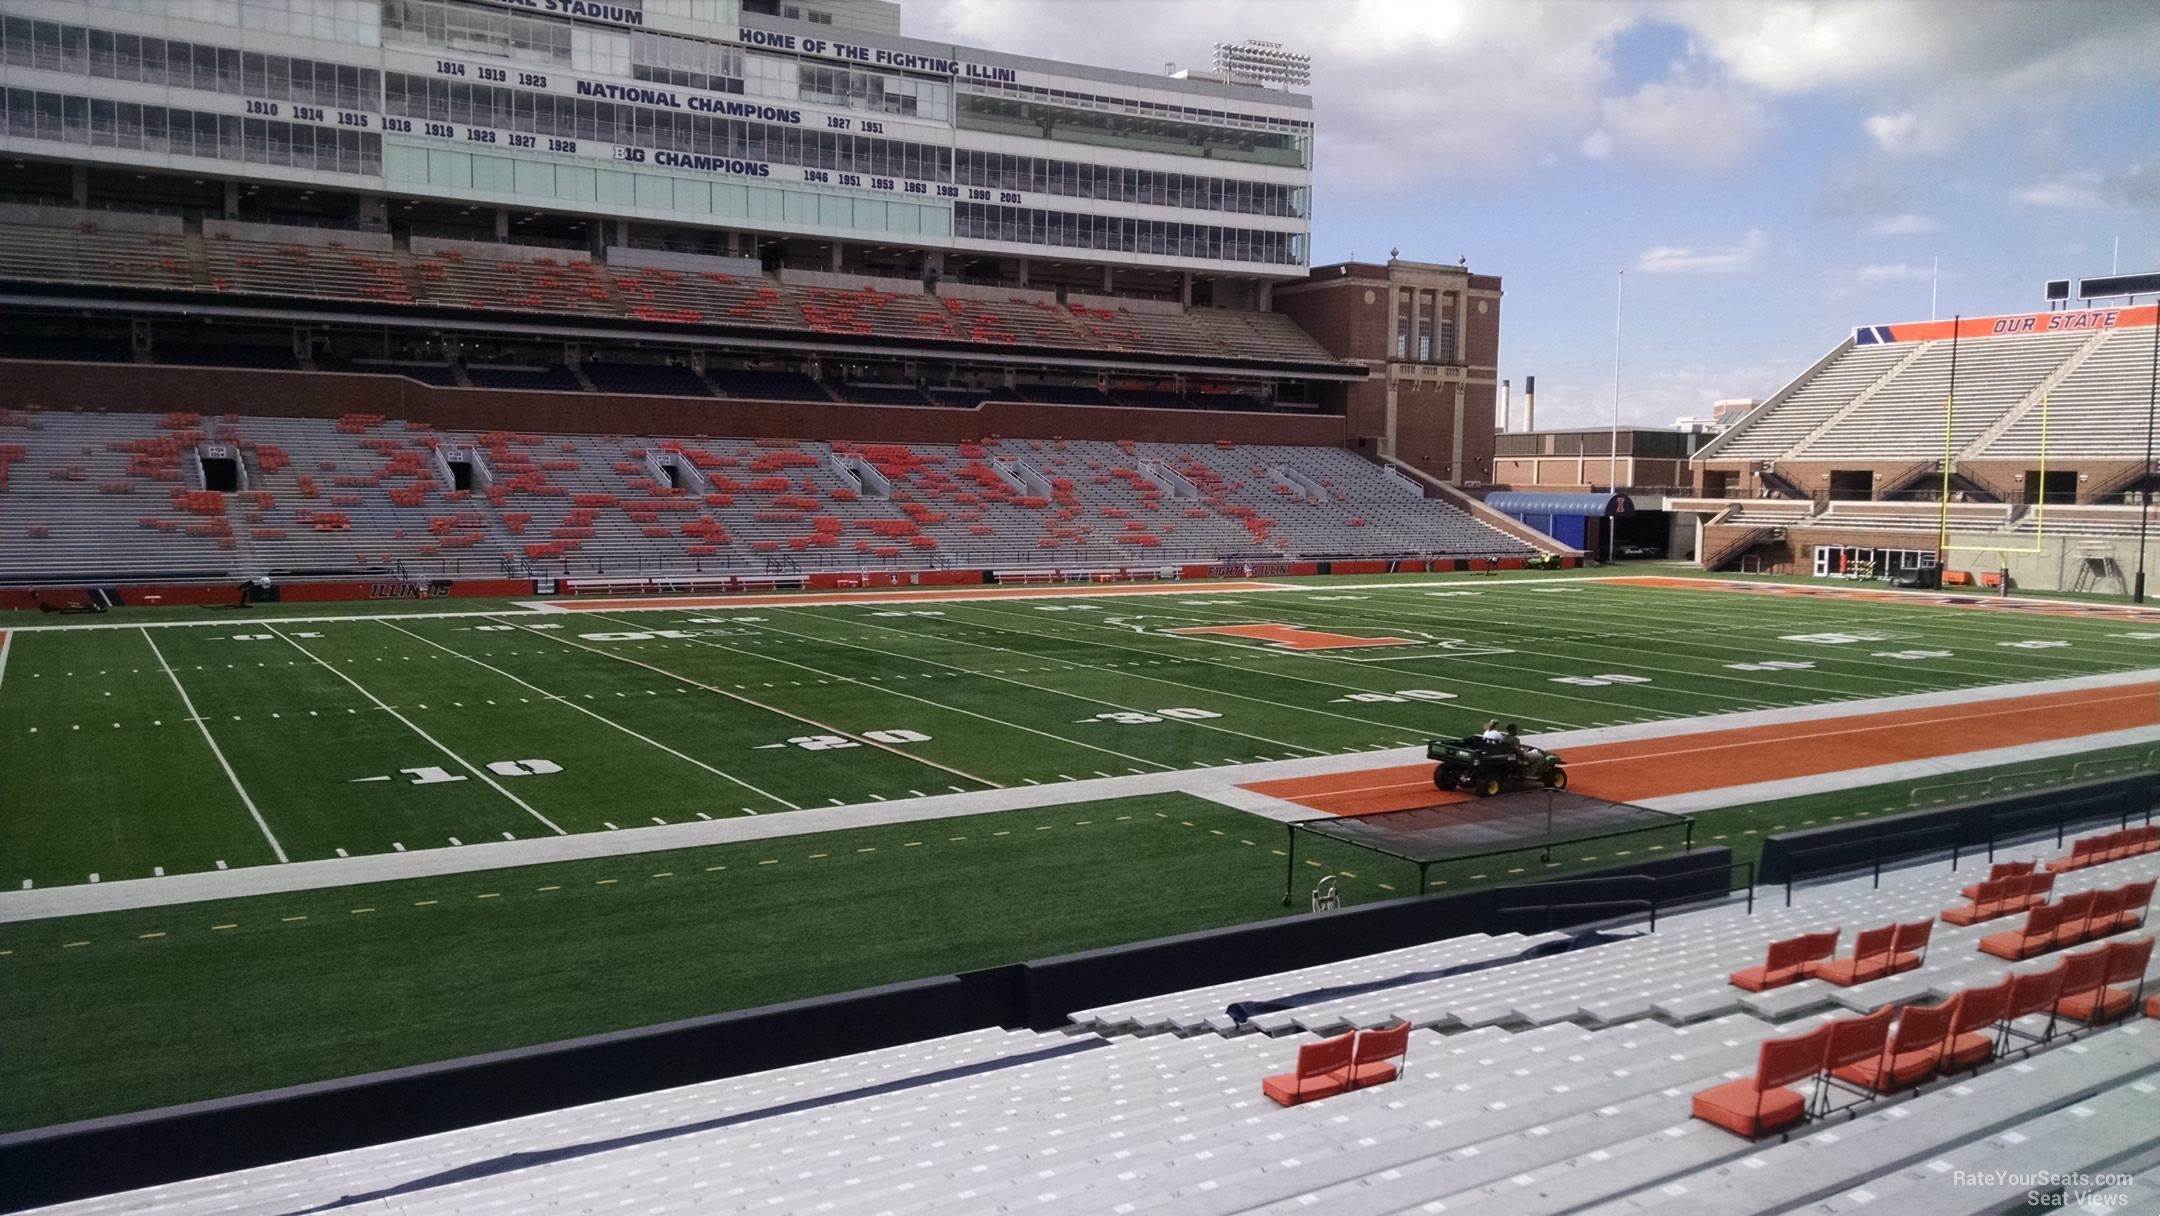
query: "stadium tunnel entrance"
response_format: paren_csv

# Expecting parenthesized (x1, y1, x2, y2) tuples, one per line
(1483, 491, 1636, 560)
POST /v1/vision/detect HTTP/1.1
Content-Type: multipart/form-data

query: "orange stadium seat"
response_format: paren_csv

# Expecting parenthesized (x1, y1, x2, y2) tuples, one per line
(1980, 902, 2066, 961)
(1262, 1032, 1356, 1107)
(1940, 977, 2013, 1072)
(1807, 924, 1895, 987)
(1692, 1023, 1830, 1138)
(2054, 938, 2153, 1026)
(1831, 1001, 1954, 1094)
(1344, 1023, 1411, 1091)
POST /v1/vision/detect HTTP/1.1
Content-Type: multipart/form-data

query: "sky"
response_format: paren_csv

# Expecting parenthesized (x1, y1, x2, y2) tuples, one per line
(902, 0, 2160, 430)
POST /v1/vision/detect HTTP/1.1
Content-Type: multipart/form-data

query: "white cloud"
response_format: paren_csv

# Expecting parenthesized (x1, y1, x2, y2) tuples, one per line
(1524, 360, 1793, 430)
(1854, 263, 1924, 284)
(907, 0, 1639, 183)
(1669, 1, 2160, 157)
(1862, 111, 1953, 156)
(1636, 229, 1768, 274)
(2015, 173, 2106, 210)
(1598, 73, 1770, 172)
(1864, 213, 1939, 236)
(906, 0, 2160, 183)
(1579, 129, 1615, 160)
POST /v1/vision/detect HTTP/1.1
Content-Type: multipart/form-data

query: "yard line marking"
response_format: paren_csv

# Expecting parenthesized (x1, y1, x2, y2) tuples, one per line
(957, 600, 1581, 731)
(265, 627, 567, 837)
(140, 629, 288, 863)
(569, 613, 1014, 788)
(0, 630, 11, 694)
(763, 609, 1325, 758)
(649, 624, 1171, 772)
(379, 621, 794, 812)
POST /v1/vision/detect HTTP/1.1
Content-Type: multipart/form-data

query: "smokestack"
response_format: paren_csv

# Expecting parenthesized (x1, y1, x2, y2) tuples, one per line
(1525, 375, 1536, 432)
(1499, 379, 1510, 432)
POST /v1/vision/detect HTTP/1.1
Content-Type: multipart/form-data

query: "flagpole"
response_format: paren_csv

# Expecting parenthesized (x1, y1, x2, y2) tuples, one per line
(1610, 269, 1624, 495)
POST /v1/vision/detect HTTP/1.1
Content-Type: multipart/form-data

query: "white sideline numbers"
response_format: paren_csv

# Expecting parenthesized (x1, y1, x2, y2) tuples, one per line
(772, 729, 934, 750)
(579, 630, 697, 641)
(1999, 640, 2070, 649)
(1551, 674, 1653, 687)
(1725, 660, 1815, 672)
(1875, 649, 1952, 660)
(487, 759, 563, 777)
(1334, 689, 1458, 704)
(1780, 632, 1894, 645)
(1086, 707, 1222, 724)
(400, 766, 466, 785)
(400, 758, 562, 783)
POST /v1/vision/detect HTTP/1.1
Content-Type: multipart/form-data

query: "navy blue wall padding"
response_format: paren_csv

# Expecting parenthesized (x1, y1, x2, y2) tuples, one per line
(1483, 492, 1632, 517)
(1225, 929, 1637, 1023)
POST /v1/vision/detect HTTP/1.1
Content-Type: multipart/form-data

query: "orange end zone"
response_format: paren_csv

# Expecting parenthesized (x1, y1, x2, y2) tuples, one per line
(1246, 682, 2160, 816)
(540, 580, 1293, 612)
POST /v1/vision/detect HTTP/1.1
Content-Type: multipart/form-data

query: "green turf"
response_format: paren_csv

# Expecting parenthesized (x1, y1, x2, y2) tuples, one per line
(0, 792, 1301, 1131)
(4, 576, 2155, 887)
(3, 739, 2149, 1132)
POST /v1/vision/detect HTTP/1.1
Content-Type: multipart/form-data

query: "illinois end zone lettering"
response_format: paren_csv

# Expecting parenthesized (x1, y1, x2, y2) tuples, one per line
(1165, 623, 1416, 651)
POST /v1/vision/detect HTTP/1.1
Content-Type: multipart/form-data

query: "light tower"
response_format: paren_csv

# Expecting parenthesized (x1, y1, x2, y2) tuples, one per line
(1211, 39, 1312, 91)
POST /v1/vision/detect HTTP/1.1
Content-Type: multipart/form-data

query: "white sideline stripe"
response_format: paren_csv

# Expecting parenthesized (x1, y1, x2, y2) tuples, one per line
(266, 626, 567, 837)
(140, 628, 289, 864)
(0, 628, 11, 692)
(377, 621, 795, 812)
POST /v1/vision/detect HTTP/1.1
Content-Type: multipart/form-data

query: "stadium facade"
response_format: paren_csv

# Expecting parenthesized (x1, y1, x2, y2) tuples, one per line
(0, 0, 1311, 302)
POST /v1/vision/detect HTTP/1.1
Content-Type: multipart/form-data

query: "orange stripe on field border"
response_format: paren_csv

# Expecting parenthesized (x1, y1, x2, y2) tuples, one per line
(1246, 680, 2160, 816)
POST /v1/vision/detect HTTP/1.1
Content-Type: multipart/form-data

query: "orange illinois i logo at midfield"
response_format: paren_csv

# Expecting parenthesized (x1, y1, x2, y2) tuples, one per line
(1165, 623, 1417, 651)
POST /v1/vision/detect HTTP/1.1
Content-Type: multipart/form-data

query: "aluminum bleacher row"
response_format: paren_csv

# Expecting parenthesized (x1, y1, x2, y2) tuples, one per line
(31, 828, 2157, 1216)
(0, 206, 1344, 371)
(0, 411, 1539, 580)
(1702, 325, 2152, 464)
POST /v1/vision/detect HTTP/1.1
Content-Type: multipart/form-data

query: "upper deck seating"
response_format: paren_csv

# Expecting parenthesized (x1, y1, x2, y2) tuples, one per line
(414, 246, 620, 317)
(204, 235, 414, 304)
(0, 214, 1350, 373)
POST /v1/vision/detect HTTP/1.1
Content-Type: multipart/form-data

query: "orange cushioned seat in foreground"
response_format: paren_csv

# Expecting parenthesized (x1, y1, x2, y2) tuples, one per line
(2055, 938, 2153, 1026)
(1692, 1023, 1830, 1138)
(1939, 978, 2012, 1072)
(1979, 902, 2064, 962)
(1262, 1032, 1355, 1107)
(1831, 1002, 1954, 1094)
(1344, 1022, 1411, 1090)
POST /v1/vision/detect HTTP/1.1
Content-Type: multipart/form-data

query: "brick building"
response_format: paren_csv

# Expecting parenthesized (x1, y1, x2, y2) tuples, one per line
(1272, 258, 1503, 485)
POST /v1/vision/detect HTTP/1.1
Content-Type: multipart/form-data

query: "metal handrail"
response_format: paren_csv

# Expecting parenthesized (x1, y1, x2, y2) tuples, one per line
(1493, 861, 1755, 933)
(1780, 789, 2155, 905)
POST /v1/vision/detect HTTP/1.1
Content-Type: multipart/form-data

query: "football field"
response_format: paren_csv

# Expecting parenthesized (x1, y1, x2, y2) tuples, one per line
(4, 571, 2160, 1129)
(5, 572, 2158, 891)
